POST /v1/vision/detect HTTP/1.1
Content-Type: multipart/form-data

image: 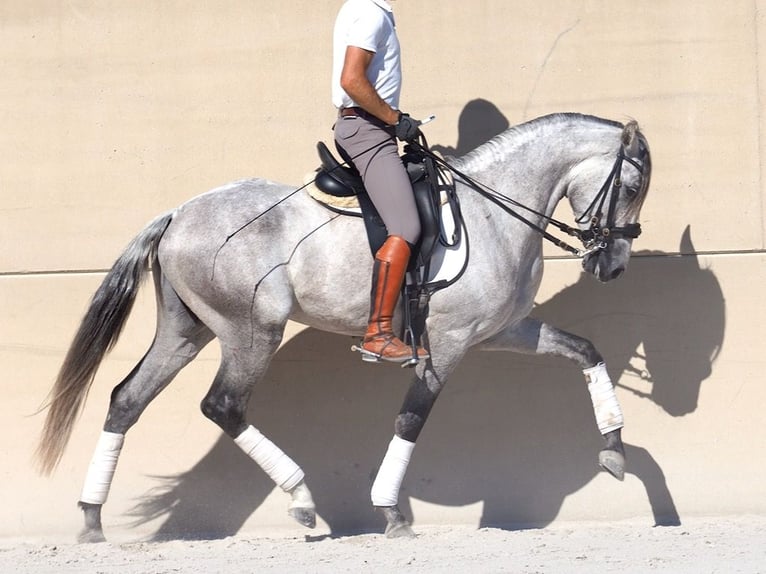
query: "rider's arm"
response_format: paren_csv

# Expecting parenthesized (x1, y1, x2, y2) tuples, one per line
(339, 46, 400, 126)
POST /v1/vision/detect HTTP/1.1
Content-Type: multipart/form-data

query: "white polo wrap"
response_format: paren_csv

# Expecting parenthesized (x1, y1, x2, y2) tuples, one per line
(234, 426, 304, 492)
(80, 431, 125, 505)
(371, 435, 415, 507)
(584, 362, 624, 434)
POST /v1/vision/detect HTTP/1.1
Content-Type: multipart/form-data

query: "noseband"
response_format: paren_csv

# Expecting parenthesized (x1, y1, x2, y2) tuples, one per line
(574, 150, 644, 256)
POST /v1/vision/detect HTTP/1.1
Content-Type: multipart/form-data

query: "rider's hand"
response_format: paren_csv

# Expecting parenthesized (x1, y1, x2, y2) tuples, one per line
(394, 112, 420, 143)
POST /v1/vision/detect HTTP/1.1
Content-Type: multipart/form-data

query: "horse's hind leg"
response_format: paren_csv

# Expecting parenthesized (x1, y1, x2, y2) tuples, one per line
(78, 278, 214, 543)
(479, 317, 626, 480)
(199, 329, 316, 530)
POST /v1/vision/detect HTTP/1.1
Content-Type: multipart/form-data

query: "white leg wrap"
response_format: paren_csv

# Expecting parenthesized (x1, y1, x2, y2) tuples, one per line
(584, 362, 624, 434)
(371, 435, 415, 507)
(234, 426, 305, 492)
(80, 431, 125, 505)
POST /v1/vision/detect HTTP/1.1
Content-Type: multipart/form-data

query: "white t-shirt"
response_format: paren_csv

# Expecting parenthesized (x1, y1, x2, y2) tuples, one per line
(331, 0, 402, 110)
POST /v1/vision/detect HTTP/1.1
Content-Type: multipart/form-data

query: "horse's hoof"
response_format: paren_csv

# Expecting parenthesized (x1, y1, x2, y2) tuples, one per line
(77, 528, 107, 544)
(377, 505, 416, 538)
(288, 480, 316, 528)
(385, 521, 416, 538)
(288, 507, 317, 529)
(599, 449, 626, 481)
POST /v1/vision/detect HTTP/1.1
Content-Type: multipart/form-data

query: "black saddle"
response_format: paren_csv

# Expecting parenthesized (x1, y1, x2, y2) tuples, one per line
(314, 141, 443, 271)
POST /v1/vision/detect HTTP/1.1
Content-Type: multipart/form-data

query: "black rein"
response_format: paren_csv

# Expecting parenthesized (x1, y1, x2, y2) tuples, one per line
(411, 139, 643, 258)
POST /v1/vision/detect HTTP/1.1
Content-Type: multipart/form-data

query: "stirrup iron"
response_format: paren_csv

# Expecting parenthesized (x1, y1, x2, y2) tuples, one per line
(350, 343, 421, 368)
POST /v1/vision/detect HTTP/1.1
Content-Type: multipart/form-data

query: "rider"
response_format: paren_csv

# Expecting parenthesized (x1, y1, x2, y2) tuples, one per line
(332, 0, 429, 363)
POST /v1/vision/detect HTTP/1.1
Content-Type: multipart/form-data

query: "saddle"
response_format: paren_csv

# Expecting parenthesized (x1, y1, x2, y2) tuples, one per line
(313, 141, 459, 273)
(311, 140, 466, 350)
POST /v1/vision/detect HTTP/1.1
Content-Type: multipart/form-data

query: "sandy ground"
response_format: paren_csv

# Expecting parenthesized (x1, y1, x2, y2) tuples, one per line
(2, 516, 765, 574)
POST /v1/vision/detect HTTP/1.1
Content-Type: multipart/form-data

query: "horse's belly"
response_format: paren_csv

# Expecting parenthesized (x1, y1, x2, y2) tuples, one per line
(288, 261, 371, 336)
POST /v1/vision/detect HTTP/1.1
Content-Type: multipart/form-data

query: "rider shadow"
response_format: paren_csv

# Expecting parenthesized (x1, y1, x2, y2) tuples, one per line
(129, 226, 724, 539)
(429, 98, 510, 157)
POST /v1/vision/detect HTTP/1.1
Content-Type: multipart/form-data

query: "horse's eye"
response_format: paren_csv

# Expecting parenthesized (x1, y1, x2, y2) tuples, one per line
(625, 186, 638, 198)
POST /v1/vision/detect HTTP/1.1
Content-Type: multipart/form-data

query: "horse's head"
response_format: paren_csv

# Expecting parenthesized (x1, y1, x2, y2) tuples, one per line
(569, 121, 652, 282)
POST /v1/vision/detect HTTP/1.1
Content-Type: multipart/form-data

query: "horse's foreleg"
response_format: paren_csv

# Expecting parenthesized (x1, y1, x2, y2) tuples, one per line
(584, 362, 626, 480)
(373, 353, 457, 537)
(372, 434, 417, 538)
(479, 317, 626, 480)
(200, 339, 316, 530)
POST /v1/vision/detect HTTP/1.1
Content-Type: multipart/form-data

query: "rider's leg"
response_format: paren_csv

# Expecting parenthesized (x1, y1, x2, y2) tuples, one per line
(334, 116, 427, 362)
(361, 235, 429, 362)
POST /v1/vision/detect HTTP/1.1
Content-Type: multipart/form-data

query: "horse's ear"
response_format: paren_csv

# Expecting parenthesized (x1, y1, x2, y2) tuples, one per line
(680, 224, 695, 255)
(621, 120, 640, 155)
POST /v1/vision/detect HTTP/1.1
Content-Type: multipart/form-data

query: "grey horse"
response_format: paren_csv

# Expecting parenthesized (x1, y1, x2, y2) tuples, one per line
(36, 113, 651, 541)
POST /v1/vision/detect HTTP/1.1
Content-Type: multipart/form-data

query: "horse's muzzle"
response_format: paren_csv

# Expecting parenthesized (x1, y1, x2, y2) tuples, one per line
(582, 250, 626, 282)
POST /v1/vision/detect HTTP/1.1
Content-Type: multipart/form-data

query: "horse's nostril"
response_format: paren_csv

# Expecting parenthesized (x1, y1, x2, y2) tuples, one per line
(609, 267, 625, 281)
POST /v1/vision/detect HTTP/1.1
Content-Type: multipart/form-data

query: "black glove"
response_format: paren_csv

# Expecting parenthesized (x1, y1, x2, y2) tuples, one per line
(394, 112, 420, 142)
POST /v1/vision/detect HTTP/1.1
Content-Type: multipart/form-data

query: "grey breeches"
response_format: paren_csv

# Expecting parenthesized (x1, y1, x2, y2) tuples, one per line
(334, 115, 421, 245)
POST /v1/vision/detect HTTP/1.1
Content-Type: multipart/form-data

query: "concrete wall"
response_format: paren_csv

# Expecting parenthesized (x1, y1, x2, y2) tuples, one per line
(1, 1, 764, 541)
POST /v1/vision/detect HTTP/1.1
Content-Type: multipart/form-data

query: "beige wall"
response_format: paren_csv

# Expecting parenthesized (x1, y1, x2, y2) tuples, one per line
(1, 1, 764, 541)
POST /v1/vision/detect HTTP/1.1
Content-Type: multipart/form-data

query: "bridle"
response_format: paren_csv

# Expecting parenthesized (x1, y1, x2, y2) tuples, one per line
(411, 137, 646, 258)
(572, 150, 644, 257)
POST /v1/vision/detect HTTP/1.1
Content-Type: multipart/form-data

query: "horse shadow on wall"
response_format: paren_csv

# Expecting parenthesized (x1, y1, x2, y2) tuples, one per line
(126, 101, 725, 539)
(126, 227, 724, 540)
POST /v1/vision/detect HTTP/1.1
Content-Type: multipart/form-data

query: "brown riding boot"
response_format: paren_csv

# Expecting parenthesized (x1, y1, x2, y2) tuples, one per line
(361, 235, 430, 364)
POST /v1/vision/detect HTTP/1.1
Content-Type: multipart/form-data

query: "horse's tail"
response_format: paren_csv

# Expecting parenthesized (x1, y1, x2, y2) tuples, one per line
(35, 210, 175, 475)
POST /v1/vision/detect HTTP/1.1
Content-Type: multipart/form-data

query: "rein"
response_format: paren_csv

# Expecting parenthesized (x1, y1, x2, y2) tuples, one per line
(224, 127, 642, 261)
(409, 137, 643, 258)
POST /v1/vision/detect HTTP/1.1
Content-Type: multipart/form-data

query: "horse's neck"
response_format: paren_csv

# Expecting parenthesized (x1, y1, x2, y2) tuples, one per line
(455, 118, 616, 220)
(457, 143, 569, 221)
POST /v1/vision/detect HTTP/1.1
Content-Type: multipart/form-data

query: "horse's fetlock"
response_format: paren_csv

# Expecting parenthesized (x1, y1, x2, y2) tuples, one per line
(603, 428, 625, 454)
(577, 344, 602, 368)
(78, 501, 106, 542)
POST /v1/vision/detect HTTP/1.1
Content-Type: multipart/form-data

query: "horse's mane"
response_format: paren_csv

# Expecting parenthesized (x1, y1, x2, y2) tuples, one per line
(454, 112, 627, 172)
